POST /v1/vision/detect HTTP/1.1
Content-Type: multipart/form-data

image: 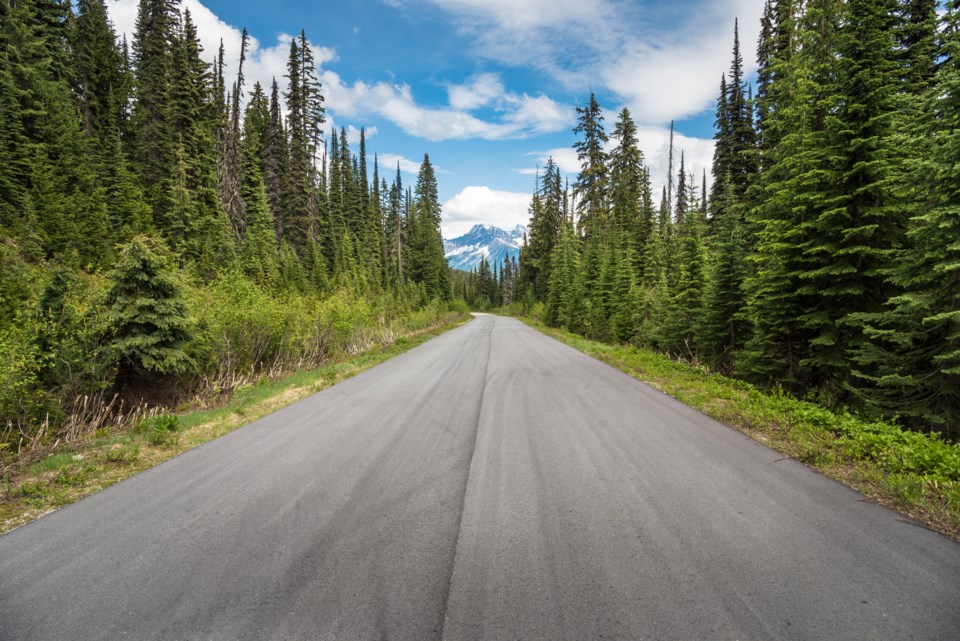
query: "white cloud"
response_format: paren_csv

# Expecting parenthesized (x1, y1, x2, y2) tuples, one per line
(431, 0, 612, 30)
(377, 153, 423, 175)
(447, 73, 505, 110)
(636, 126, 714, 201)
(503, 94, 572, 135)
(604, 4, 763, 124)
(414, 0, 766, 126)
(442, 186, 532, 238)
(321, 69, 571, 141)
(345, 125, 377, 145)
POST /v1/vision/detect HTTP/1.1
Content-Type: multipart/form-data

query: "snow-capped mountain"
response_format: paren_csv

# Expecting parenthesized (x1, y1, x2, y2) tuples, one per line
(444, 224, 527, 272)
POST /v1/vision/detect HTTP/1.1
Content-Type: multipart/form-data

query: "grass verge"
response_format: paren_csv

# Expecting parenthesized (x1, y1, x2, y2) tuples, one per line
(520, 317, 960, 541)
(0, 315, 469, 535)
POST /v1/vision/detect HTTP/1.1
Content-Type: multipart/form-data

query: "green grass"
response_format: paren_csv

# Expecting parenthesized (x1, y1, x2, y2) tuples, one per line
(520, 317, 960, 540)
(0, 314, 469, 535)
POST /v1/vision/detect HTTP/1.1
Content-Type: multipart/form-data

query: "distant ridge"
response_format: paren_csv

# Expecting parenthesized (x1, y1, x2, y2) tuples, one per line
(444, 224, 527, 272)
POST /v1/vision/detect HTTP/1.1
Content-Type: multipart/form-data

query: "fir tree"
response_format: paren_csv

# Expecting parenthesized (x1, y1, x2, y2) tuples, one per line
(73, 0, 125, 143)
(106, 235, 193, 382)
(798, 0, 901, 395)
(130, 0, 179, 223)
(852, 1, 960, 433)
(572, 92, 608, 238)
(408, 154, 448, 299)
(545, 214, 582, 329)
(739, 0, 843, 389)
(609, 108, 645, 236)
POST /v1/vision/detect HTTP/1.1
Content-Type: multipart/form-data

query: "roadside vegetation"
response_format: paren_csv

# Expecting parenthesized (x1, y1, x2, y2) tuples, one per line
(462, 4, 960, 444)
(0, 311, 467, 534)
(1, 0, 459, 505)
(508, 309, 960, 540)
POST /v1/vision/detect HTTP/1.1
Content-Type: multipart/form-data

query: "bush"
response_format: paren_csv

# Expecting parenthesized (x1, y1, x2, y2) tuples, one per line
(0, 326, 53, 449)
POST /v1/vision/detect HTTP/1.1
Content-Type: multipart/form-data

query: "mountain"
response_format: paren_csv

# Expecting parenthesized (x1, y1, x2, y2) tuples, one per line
(444, 224, 527, 272)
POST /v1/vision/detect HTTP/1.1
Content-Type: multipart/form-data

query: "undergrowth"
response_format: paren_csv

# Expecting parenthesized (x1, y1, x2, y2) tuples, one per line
(0, 313, 468, 535)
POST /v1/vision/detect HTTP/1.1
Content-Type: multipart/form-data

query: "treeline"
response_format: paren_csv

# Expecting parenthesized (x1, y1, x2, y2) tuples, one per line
(453, 255, 520, 309)
(0, 0, 454, 452)
(518, 0, 960, 437)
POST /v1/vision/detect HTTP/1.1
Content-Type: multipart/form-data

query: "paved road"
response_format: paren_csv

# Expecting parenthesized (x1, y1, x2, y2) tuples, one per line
(1, 314, 958, 640)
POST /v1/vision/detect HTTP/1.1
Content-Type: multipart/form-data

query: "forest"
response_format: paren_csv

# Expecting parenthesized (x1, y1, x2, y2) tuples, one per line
(468, 0, 958, 438)
(2, 0, 959, 461)
(0, 0, 457, 456)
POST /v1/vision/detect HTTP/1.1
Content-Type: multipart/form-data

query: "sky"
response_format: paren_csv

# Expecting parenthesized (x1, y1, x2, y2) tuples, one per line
(105, 0, 767, 238)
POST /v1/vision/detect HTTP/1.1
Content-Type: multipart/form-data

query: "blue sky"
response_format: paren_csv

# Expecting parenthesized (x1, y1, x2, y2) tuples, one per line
(105, 0, 766, 237)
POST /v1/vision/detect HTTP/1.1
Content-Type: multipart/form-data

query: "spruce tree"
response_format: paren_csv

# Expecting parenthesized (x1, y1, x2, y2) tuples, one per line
(408, 155, 448, 299)
(73, 0, 125, 144)
(106, 235, 193, 382)
(609, 108, 645, 236)
(853, 1, 960, 434)
(739, 0, 842, 389)
(572, 92, 608, 238)
(799, 0, 901, 396)
(264, 78, 285, 241)
(130, 0, 179, 224)
(545, 213, 582, 329)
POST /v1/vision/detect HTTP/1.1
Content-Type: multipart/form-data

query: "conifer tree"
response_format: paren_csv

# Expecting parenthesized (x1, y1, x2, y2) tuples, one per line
(609, 236, 641, 343)
(896, 0, 939, 94)
(523, 158, 563, 301)
(572, 92, 608, 238)
(172, 9, 232, 269)
(264, 79, 285, 241)
(739, 0, 842, 388)
(366, 154, 385, 288)
(609, 108, 645, 236)
(73, 0, 125, 144)
(798, 0, 901, 394)
(545, 214, 582, 329)
(662, 173, 706, 358)
(131, 0, 179, 223)
(385, 163, 406, 286)
(408, 155, 448, 299)
(282, 34, 324, 259)
(852, 1, 960, 433)
(106, 235, 193, 382)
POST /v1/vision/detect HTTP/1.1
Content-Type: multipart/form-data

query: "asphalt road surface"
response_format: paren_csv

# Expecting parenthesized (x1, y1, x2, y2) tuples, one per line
(1, 314, 958, 641)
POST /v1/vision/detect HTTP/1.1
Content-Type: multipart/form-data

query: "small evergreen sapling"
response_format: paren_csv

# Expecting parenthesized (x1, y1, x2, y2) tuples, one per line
(106, 236, 193, 382)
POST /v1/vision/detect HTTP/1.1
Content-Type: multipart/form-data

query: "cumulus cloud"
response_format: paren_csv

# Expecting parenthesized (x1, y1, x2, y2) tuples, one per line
(637, 126, 714, 200)
(442, 186, 532, 238)
(428, 0, 613, 30)
(345, 125, 377, 145)
(603, 2, 763, 124)
(412, 0, 765, 126)
(377, 153, 423, 175)
(321, 69, 571, 141)
(447, 73, 505, 110)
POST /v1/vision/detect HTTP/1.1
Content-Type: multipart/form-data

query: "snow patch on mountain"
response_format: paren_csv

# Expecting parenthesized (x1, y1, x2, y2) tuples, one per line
(444, 224, 526, 272)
